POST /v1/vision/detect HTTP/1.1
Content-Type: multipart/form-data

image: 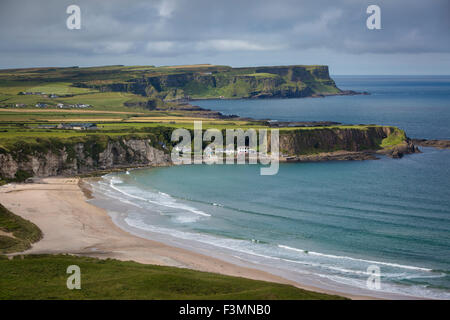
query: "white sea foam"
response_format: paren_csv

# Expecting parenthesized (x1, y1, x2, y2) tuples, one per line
(278, 244, 433, 272)
(314, 272, 450, 300)
(106, 176, 211, 217)
(120, 217, 431, 282)
(158, 191, 171, 197)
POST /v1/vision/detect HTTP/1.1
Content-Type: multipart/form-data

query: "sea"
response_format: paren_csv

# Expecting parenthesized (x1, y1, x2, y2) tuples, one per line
(89, 76, 450, 299)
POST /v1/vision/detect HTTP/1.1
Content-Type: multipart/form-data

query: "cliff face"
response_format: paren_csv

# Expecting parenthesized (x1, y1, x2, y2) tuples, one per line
(278, 126, 417, 159)
(81, 65, 341, 102)
(279, 127, 392, 155)
(0, 127, 416, 180)
(0, 138, 170, 179)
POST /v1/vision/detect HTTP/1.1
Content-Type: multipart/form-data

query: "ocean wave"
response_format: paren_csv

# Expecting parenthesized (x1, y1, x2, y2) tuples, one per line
(181, 197, 449, 246)
(106, 176, 211, 218)
(278, 244, 433, 272)
(229, 246, 429, 278)
(314, 272, 450, 300)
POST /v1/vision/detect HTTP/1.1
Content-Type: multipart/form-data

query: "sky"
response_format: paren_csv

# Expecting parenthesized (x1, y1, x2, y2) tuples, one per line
(0, 0, 449, 74)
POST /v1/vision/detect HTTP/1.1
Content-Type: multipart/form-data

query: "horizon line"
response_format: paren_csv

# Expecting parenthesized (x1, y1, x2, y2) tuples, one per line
(0, 64, 449, 76)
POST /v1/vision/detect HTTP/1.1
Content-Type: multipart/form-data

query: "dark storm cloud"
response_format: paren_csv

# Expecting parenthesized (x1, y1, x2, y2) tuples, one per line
(0, 0, 449, 71)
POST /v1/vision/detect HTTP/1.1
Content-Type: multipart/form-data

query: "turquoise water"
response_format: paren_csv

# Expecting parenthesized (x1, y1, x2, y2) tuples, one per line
(91, 76, 450, 299)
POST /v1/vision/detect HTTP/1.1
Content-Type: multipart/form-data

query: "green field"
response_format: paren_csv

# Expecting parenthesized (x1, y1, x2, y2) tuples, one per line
(0, 89, 150, 113)
(0, 254, 345, 300)
(26, 82, 97, 95)
(56, 92, 148, 111)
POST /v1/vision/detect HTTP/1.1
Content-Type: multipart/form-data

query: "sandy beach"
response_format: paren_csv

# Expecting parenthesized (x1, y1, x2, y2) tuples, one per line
(0, 177, 366, 299)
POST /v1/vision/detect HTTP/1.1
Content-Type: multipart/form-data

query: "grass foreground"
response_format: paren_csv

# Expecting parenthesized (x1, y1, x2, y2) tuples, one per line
(0, 204, 345, 300)
(0, 254, 347, 300)
(0, 203, 42, 254)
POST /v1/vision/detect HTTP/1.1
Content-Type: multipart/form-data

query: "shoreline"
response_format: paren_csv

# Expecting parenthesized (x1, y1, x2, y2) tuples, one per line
(186, 89, 368, 102)
(0, 177, 371, 300)
(88, 172, 433, 300)
(411, 139, 450, 149)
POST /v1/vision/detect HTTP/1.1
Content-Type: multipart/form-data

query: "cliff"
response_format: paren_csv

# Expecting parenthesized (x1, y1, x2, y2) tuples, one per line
(0, 136, 171, 180)
(278, 126, 417, 161)
(77, 65, 343, 102)
(0, 126, 416, 180)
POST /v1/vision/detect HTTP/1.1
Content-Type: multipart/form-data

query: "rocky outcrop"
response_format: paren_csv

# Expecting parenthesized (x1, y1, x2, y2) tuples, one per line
(284, 151, 379, 162)
(411, 139, 450, 149)
(278, 126, 418, 159)
(377, 140, 419, 158)
(0, 138, 171, 179)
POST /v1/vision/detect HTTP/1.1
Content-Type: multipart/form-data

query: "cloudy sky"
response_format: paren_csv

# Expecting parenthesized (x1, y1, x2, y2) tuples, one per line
(1, 0, 449, 74)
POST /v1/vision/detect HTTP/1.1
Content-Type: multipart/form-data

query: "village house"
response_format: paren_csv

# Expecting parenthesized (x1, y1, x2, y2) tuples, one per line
(75, 103, 91, 108)
(173, 145, 191, 153)
(223, 146, 235, 155)
(57, 103, 91, 109)
(57, 123, 98, 130)
(20, 91, 45, 95)
(237, 146, 249, 154)
(204, 146, 213, 156)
